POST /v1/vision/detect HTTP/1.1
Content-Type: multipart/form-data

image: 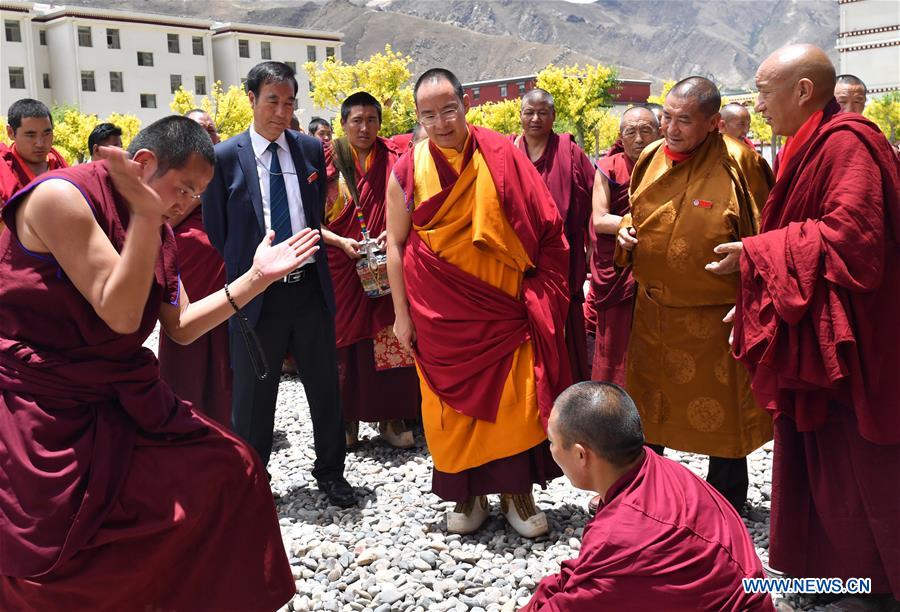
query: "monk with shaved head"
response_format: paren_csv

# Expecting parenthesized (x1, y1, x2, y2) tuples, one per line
(715, 44, 900, 609)
(585, 106, 658, 391)
(835, 73, 868, 114)
(615, 76, 774, 513)
(512, 88, 595, 381)
(718, 102, 755, 150)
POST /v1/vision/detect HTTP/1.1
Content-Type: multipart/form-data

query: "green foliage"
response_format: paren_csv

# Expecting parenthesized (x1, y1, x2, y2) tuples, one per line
(865, 92, 900, 142)
(536, 63, 618, 152)
(465, 99, 521, 135)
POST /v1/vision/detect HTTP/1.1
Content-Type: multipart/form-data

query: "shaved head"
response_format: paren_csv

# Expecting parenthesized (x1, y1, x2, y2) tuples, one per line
(620, 106, 657, 130)
(755, 43, 836, 135)
(835, 74, 867, 114)
(668, 76, 721, 118)
(718, 103, 751, 140)
(521, 88, 555, 110)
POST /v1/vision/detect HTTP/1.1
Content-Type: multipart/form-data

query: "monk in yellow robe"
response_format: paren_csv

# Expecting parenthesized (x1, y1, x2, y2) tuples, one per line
(386, 69, 571, 538)
(616, 76, 774, 512)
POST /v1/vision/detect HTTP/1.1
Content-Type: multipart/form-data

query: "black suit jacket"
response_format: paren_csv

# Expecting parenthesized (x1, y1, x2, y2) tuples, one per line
(202, 129, 336, 328)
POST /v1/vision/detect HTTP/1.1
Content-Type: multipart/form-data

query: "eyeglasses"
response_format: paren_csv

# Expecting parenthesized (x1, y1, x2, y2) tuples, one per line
(522, 110, 552, 119)
(176, 187, 202, 201)
(419, 105, 463, 127)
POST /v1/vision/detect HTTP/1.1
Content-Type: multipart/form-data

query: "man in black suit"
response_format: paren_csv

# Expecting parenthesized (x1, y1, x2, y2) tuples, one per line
(202, 61, 355, 508)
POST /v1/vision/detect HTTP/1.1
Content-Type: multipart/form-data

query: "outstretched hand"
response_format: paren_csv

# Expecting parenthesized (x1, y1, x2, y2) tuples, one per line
(706, 241, 743, 275)
(252, 228, 320, 283)
(99, 146, 166, 222)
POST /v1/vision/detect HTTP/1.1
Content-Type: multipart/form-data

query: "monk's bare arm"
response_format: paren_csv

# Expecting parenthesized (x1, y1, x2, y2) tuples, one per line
(159, 228, 320, 344)
(18, 179, 164, 335)
(591, 169, 622, 235)
(386, 173, 415, 350)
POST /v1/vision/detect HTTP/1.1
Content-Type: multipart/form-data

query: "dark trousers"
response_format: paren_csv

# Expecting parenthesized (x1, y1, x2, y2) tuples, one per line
(648, 444, 748, 511)
(230, 270, 345, 481)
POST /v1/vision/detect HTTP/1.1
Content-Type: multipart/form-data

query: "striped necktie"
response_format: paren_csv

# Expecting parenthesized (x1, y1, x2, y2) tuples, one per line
(267, 141, 292, 243)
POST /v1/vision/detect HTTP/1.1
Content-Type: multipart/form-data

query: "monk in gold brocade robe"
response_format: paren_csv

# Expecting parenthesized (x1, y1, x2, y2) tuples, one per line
(616, 77, 774, 511)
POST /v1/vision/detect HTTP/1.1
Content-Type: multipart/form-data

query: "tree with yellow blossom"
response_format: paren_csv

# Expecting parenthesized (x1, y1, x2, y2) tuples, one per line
(305, 44, 416, 137)
(170, 81, 253, 141)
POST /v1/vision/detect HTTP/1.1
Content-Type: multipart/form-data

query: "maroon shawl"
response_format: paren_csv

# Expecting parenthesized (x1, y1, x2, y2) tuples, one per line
(734, 98, 900, 444)
(591, 152, 636, 311)
(326, 136, 402, 348)
(0, 162, 202, 577)
(0, 142, 67, 204)
(394, 126, 571, 427)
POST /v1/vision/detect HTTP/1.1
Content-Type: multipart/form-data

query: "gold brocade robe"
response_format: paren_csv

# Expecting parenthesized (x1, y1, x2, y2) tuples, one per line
(616, 134, 774, 458)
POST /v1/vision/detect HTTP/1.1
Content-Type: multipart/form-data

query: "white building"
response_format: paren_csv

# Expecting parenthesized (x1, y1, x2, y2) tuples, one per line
(1, 2, 342, 126)
(837, 0, 900, 95)
(211, 22, 341, 122)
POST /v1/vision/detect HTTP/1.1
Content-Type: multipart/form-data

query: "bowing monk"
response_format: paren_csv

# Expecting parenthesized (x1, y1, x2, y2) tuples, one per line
(616, 76, 774, 512)
(322, 91, 418, 449)
(386, 68, 570, 537)
(512, 88, 593, 381)
(718, 102, 756, 150)
(0, 116, 318, 610)
(1, 98, 67, 207)
(834, 73, 868, 114)
(718, 44, 900, 608)
(156, 110, 231, 427)
(524, 382, 774, 612)
(585, 106, 659, 387)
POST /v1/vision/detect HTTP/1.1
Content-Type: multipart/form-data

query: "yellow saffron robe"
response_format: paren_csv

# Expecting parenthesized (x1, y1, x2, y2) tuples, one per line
(410, 137, 547, 473)
(616, 134, 774, 458)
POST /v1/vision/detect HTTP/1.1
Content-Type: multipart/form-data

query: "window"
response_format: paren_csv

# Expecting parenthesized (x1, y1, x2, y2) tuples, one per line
(308, 80, 315, 93)
(170, 74, 182, 94)
(284, 61, 296, 72)
(307, 45, 316, 62)
(140, 93, 157, 109)
(109, 71, 123, 92)
(238, 39, 249, 58)
(195, 75, 207, 95)
(77, 26, 92, 47)
(499, 84, 508, 97)
(518, 81, 526, 95)
(261, 41, 271, 60)
(325, 46, 335, 59)
(472, 87, 480, 100)
(192, 36, 204, 55)
(5, 20, 22, 43)
(81, 70, 96, 92)
(39, 29, 47, 45)
(137, 51, 154, 67)
(42, 73, 51, 89)
(107, 28, 120, 49)
(167, 33, 180, 53)
(8, 67, 25, 89)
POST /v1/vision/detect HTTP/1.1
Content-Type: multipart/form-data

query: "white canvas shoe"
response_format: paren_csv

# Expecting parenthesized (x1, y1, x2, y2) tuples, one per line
(501, 493, 549, 538)
(446, 495, 490, 534)
(378, 420, 415, 449)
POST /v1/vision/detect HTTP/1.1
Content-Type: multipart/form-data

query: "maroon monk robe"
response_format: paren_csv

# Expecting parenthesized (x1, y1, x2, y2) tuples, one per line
(585, 152, 636, 386)
(734, 98, 900, 596)
(0, 142, 67, 204)
(157, 206, 232, 428)
(0, 163, 293, 610)
(327, 136, 418, 423)
(524, 449, 774, 612)
(513, 132, 593, 382)
(394, 126, 570, 499)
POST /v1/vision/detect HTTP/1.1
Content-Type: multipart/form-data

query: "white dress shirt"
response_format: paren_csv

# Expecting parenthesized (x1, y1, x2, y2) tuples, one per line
(249, 125, 311, 239)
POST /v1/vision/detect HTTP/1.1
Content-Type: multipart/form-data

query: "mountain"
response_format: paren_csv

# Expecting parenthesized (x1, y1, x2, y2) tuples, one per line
(74, 0, 839, 90)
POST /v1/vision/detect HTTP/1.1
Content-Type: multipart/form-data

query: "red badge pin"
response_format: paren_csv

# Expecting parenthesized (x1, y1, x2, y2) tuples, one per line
(692, 199, 713, 209)
(307, 171, 319, 184)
